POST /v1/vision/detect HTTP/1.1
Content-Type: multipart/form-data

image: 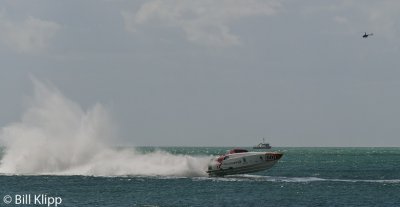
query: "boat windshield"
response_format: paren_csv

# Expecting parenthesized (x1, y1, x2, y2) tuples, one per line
(229, 149, 248, 154)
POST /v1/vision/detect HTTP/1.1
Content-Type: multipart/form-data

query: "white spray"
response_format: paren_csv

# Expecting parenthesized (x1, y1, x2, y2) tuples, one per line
(0, 80, 209, 177)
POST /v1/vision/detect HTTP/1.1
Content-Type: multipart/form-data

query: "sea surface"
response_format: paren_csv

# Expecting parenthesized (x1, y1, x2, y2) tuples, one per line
(1, 147, 400, 207)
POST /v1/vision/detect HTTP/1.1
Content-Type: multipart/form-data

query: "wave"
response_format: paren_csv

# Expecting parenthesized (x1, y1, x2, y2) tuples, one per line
(0, 79, 209, 177)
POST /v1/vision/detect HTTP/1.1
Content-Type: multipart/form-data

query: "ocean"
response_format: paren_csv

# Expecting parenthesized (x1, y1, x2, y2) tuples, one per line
(1, 147, 400, 207)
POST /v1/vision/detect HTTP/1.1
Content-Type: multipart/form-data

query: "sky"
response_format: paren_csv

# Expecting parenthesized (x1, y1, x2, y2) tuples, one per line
(1, 0, 400, 147)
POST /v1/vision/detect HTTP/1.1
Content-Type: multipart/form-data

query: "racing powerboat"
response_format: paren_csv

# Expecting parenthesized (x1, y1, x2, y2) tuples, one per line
(206, 148, 283, 177)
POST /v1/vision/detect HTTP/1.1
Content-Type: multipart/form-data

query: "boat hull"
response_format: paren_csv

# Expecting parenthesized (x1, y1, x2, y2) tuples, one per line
(206, 152, 283, 177)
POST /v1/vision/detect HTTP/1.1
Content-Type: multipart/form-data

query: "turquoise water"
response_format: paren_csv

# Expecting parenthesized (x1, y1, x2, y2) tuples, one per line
(1, 147, 400, 206)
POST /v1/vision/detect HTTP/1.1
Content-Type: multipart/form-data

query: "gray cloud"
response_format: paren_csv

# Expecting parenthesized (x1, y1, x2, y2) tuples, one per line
(0, 13, 60, 54)
(122, 0, 281, 47)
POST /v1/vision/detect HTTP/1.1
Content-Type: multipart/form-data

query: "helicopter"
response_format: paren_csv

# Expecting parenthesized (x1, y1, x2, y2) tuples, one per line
(363, 32, 373, 38)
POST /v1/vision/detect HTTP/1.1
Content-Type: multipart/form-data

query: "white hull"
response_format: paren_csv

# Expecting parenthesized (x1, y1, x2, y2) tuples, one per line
(207, 149, 283, 177)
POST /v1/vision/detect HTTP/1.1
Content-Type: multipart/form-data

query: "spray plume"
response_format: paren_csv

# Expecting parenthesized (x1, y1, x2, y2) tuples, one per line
(0, 80, 209, 176)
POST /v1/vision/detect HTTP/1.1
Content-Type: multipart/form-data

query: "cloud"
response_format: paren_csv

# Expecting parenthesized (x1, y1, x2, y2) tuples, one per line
(122, 0, 281, 47)
(0, 14, 61, 54)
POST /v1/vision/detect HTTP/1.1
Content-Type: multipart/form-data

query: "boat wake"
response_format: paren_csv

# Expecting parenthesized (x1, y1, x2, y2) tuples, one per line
(193, 174, 400, 183)
(0, 79, 209, 177)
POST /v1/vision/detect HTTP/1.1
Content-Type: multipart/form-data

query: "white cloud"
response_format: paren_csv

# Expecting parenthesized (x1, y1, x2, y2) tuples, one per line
(0, 14, 61, 54)
(122, 0, 281, 47)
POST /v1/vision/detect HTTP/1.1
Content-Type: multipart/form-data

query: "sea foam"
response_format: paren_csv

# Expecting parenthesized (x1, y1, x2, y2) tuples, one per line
(0, 79, 209, 177)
